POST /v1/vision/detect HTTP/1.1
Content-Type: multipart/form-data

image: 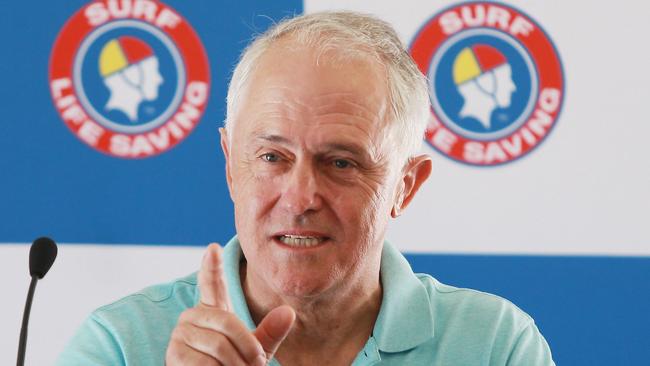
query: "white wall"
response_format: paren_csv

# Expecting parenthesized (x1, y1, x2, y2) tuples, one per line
(0, 244, 204, 365)
(306, 0, 650, 255)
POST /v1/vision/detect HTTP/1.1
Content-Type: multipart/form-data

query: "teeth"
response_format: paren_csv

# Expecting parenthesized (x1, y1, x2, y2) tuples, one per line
(279, 235, 324, 247)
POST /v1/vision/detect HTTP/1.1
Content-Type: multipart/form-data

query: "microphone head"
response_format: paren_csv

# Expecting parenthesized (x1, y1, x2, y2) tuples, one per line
(29, 237, 58, 279)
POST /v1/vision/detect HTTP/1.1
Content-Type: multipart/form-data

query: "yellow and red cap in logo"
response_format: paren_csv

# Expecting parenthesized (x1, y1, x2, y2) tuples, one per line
(453, 45, 506, 85)
(99, 36, 154, 77)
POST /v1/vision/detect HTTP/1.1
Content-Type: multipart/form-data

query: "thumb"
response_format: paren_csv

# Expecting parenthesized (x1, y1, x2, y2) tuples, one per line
(253, 305, 296, 359)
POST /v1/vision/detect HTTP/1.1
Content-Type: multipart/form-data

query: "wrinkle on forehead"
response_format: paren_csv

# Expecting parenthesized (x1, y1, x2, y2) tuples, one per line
(232, 42, 398, 167)
(244, 80, 389, 125)
(311, 92, 388, 122)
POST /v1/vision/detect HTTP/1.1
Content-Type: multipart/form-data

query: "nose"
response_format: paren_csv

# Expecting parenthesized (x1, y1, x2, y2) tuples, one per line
(280, 160, 324, 215)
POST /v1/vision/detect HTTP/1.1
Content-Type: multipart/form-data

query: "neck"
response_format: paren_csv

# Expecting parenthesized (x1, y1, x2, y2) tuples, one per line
(241, 258, 382, 364)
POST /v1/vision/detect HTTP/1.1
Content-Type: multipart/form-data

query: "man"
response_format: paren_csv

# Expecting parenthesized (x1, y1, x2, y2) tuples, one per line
(58, 11, 554, 365)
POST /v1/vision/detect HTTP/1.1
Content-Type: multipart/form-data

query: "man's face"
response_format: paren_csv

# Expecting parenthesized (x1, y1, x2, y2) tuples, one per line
(223, 42, 404, 298)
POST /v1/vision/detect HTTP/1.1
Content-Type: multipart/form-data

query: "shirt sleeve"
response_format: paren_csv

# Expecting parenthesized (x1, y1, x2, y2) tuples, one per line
(56, 314, 126, 366)
(506, 321, 555, 366)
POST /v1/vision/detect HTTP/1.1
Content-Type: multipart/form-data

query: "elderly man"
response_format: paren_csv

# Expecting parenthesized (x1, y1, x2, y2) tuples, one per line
(58, 11, 554, 366)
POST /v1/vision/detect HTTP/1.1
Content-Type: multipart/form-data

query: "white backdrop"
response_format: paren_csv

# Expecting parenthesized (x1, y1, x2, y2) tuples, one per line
(306, 0, 650, 256)
(1, 245, 202, 365)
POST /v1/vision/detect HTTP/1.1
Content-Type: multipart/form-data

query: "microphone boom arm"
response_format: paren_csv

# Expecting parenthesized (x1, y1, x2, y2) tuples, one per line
(17, 276, 38, 366)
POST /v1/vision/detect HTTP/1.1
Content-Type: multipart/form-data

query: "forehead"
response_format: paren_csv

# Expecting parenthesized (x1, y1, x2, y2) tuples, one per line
(232, 41, 393, 144)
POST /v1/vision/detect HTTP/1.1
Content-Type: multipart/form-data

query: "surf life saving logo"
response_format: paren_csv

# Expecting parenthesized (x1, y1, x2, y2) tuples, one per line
(410, 2, 564, 166)
(49, 0, 210, 158)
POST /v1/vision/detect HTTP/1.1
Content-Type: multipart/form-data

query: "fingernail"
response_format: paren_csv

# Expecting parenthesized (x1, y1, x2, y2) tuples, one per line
(253, 354, 267, 366)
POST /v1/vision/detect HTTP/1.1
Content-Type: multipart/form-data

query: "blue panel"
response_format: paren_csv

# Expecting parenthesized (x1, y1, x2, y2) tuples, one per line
(0, 0, 302, 245)
(2, 2, 648, 365)
(405, 254, 650, 366)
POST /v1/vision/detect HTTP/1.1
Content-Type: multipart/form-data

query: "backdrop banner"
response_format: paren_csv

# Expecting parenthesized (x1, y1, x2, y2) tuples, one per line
(1, 1, 648, 365)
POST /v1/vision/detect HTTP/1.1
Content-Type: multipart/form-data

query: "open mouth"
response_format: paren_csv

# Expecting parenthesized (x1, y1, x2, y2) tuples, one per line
(275, 234, 329, 248)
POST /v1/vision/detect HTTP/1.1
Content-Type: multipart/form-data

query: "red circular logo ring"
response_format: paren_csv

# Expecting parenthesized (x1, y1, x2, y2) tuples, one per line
(49, 0, 210, 158)
(410, 1, 564, 166)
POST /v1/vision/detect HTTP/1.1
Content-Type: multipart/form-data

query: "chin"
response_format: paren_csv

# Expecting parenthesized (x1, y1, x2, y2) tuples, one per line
(272, 272, 335, 299)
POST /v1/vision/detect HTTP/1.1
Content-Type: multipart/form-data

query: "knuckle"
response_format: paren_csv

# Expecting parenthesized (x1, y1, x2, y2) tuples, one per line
(171, 322, 196, 347)
(212, 333, 228, 354)
(170, 326, 184, 342)
(172, 322, 189, 336)
(178, 308, 194, 323)
(179, 326, 192, 343)
(219, 311, 240, 329)
(204, 309, 229, 329)
(165, 341, 183, 362)
(217, 312, 233, 328)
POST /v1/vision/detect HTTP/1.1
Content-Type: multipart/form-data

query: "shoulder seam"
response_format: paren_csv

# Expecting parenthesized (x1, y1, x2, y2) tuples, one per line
(415, 272, 534, 322)
(96, 277, 197, 311)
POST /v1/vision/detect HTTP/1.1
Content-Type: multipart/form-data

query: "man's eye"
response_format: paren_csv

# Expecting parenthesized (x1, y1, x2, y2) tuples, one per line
(261, 153, 279, 162)
(333, 159, 351, 169)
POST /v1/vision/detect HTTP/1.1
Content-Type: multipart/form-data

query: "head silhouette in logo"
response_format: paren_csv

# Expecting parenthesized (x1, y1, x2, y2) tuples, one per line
(453, 45, 516, 129)
(99, 36, 163, 122)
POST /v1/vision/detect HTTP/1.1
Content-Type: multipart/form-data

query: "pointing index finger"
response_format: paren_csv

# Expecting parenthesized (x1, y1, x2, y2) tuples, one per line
(198, 243, 232, 311)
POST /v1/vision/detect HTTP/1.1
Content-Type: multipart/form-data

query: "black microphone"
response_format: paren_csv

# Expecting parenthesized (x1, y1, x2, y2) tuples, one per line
(17, 237, 58, 366)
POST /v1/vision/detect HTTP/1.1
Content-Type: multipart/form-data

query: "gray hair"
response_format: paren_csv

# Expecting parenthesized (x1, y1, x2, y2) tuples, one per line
(225, 11, 430, 160)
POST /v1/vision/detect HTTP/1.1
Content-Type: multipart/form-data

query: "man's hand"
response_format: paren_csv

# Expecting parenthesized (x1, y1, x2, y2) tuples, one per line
(166, 243, 296, 365)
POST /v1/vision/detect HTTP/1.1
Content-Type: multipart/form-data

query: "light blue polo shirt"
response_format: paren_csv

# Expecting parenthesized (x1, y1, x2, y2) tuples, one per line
(58, 237, 555, 365)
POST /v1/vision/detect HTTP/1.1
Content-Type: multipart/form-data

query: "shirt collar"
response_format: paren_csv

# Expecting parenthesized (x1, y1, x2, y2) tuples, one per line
(372, 240, 435, 352)
(223, 236, 259, 330)
(193, 237, 436, 351)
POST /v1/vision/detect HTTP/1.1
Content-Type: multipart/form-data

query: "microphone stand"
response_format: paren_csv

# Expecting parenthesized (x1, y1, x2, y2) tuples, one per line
(17, 275, 39, 366)
(17, 237, 57, 366)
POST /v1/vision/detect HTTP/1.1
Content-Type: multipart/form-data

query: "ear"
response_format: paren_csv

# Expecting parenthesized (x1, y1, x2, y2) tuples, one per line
(219, 127, 234, 198)
(391, 154, 432, 218)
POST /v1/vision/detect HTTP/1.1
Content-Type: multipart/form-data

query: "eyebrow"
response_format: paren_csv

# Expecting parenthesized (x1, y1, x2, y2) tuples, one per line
(255, 134, 367, 157)
(256, 134, 291, 145)
(322, 142, 365, 156)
